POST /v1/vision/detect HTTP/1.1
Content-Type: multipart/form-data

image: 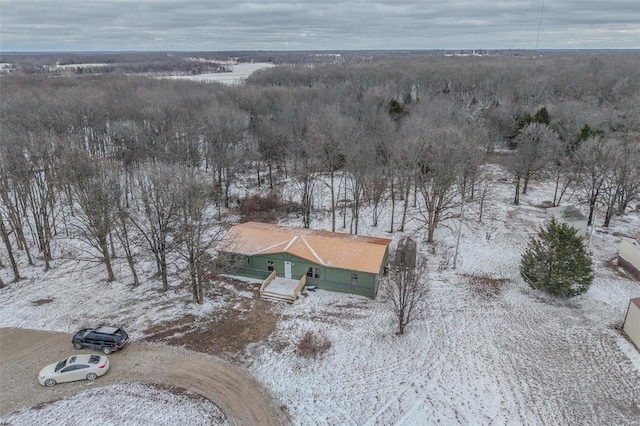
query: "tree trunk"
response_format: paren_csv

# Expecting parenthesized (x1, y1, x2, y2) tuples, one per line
(513, 176, 521, 205)
(522, 171, 531, 194)
(1, 189, 33, 265)
(342, 178, 347, 229)
(160, 248, 169, 291)
(100, 236, 116, 282)
(330, 170, 336, 233)
(118, 223, 139, 287)
(0, 214, 20, 282)
(389, 176, 395, 233)
(197, 262, 204, 304)
(587, 189, 599, 226)
(553, 170, 561, 207)
(399, 180, 411, 232)
(190, 251, 199, 303)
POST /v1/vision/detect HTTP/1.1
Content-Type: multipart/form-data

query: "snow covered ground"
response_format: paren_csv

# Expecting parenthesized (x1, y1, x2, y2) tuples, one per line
(164, 62, 274, 84)
(1, 165, 639, 425)
(1, 383, 228, 426)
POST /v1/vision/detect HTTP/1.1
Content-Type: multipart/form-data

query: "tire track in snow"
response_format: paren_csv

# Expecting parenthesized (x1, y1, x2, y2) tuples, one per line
(360, 285, 454, 426)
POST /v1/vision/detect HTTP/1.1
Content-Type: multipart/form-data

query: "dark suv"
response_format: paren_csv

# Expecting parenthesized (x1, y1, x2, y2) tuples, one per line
(72, 326, 129, 355)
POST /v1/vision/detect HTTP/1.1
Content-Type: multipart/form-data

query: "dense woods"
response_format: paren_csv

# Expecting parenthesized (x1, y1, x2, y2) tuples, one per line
(1, 52, 639, 301)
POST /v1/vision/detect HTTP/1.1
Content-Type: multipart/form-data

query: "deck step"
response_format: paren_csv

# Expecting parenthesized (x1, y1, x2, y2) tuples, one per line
(261, 292, 296, 303)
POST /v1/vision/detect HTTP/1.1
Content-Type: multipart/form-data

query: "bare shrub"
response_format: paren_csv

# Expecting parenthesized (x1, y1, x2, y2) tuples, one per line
(295, 331, 332, 359)
(464, 273, 509, 299)
(238, 192, 299, 223)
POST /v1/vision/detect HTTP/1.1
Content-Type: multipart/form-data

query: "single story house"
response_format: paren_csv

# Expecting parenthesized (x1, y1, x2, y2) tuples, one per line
(623, 298, 640, 349)
(545, 206, 588, 237)
(217, 222, 392, 298)
(618, 237, 640, 280)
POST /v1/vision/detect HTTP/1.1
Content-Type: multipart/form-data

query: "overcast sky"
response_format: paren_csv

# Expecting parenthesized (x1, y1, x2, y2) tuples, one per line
(1, 0, 639, 52)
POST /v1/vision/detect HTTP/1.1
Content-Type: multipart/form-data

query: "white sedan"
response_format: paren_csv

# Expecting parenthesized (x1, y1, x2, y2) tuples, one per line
(38, 354, 110, 386)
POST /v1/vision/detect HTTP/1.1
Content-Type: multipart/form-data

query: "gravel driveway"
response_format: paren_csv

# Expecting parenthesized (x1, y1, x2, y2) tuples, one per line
(0, 328, 289, 425)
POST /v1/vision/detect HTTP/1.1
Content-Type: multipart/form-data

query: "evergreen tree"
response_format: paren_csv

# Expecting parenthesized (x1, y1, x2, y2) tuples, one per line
(508, 107, 550, 149)
(576, 124, 597, 143)
(534, 106, 550, 125)
(520, 219, 594, 297)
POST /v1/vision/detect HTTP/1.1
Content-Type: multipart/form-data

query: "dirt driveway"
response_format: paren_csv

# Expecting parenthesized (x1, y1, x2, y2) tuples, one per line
(0, 327, 289, 425)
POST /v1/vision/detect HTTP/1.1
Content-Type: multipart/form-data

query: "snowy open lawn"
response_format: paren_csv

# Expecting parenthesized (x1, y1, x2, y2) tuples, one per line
(1, 166, 639, 425)
(1, 383, 228, 426)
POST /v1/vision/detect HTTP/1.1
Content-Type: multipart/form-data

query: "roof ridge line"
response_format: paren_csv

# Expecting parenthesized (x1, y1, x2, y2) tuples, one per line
(300, 235, 326, 265)
(253, 239, 290, 255)
(284, 236, 298, 251)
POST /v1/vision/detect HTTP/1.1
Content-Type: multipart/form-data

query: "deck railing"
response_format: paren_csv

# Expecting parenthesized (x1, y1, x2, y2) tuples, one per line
(292, 275, 307, 300)
(259, 270, 277, 297)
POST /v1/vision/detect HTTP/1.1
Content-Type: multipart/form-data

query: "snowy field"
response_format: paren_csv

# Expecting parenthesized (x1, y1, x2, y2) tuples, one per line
(1, 164, 639, 425)
(163, 62, 274, 84)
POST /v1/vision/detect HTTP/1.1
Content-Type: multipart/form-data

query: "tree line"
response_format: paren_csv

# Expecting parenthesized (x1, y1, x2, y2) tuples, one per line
(1, 53, 638, 301)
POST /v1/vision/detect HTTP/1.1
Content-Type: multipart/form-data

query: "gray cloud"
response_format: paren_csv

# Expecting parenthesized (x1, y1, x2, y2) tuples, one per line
(1, 0, 638, 52)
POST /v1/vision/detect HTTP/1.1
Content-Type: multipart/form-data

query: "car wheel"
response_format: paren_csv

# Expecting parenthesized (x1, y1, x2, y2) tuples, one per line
(44, 378, 56, 387)
(102, 347, 111, 355)
(73, 343, 83, 350)
(86, 372, 97, 381)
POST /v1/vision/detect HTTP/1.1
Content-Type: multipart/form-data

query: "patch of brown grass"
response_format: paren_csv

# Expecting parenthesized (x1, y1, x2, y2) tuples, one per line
(295, 331, 332, 359)
(463, 273, 510, 299)
(142, 278, 280, 361)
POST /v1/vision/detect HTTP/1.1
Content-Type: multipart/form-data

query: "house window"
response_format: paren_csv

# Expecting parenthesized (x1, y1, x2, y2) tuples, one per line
(267, 261, 274, 272)
(351, 273, 358, 285)
(307, 267, 321, 278)
(247, 257, 251, 266)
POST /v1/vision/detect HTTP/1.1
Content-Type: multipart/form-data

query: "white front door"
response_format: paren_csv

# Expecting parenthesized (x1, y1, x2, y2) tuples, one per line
(284, 261, 292, 279)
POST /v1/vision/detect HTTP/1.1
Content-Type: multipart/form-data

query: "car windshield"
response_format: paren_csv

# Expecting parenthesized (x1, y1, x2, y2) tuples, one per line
(54, 359, 67, 372)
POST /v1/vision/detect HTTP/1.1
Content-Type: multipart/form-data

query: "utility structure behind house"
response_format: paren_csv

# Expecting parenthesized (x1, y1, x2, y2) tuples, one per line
(393, 236, 417, 268)
(545, 206, 588, 237)
(618, 237, 640, 280)
(217, 222, 392, 299)
(623, 298, 640, 350)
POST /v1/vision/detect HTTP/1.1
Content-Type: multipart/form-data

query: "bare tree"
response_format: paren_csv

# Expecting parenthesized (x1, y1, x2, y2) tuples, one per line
(175, 169, 229, 303)
(572, 135, 615, 226)
(599, 134, 640, 226)
(382, 255, 428, 335)
(130, 164, 181, 291)
(414, 127, 476, 243)
(64, 153, 119, 282)
(283, 95, 322, 228)
(22, 130, 59, 271)
(0, 211, 20, 282)
(112, 169, 140, 287)
(201, 102, 249, 210)
(614, 133, 640, 216)
(308, 104, 352, 232)
(0, 131, 35, 266)
(389, 127, 416, 233)
(507, 123, 560, 205)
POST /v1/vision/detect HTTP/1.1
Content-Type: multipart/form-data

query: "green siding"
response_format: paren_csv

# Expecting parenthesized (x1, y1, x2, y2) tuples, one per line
(221, 248, 389, 299)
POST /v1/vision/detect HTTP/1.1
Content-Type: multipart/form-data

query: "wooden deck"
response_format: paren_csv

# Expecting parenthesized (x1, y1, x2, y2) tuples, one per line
(259, 271, 306, 303)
